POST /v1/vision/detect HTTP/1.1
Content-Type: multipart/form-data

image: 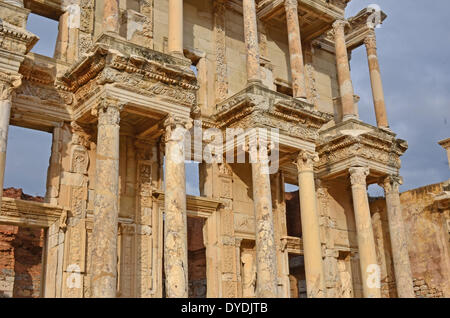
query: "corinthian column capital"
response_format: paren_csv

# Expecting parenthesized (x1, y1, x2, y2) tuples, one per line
(284, 0, 298, 10)
(294, 150, 319, 172)
(163, 115, 193, 142)
(349, 167, 369, 186)
(0, 72, 22, 101)
(364, 29, 377, 50)
(96, 97, 123, 126)
(332, 19, 351, 35)
(379, 175, 403, 194)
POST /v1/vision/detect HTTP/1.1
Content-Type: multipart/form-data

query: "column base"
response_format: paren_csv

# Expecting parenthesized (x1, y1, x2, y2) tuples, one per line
(169, 51, 186, 60)
(379, 126, 392, 133)
(294, 96, 308, 103)
(343, 114, 359, 122)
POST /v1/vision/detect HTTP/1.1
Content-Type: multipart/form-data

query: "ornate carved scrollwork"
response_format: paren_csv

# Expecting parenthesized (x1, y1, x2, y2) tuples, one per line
(0, 72, 22, 101)
(349, 166, 370, 186)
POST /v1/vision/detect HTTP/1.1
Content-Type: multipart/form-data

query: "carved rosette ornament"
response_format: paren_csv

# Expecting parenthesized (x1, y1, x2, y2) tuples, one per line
(349, 166, 369, 187)
(295, 150, 319, 172)
(0, 72, 22, 101)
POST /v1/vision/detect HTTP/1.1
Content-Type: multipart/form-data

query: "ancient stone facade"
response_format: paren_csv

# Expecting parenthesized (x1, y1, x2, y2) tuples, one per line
(0, 0, 447, 298)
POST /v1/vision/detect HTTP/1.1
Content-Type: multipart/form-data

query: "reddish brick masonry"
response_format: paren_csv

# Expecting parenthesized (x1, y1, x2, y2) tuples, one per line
(0, 188, 45, 298)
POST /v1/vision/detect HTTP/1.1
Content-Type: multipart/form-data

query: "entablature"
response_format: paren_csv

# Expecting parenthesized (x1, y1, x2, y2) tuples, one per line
(313, 7, 387, 53)
(0, 197, 64, 228)
(316, 119, 408, 182)
(59, 33, 198, 124)
(214, 83, 332, 141)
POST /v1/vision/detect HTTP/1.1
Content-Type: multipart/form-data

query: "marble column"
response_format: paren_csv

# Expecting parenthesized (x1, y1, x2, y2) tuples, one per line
(243, 0, 261, 84)
(168, 0, 184, 57)
(349, 167, 380, 298)
(284, 0, 306, 99)
(332, 20, 357, 121)
(0, 72, 21, 214)
(103, 0, 120, 33)
(90, 98, 121, 297)
(163, 115, 192, 298)
(249, 140, 278, 297)
(295, 151, 326, 297)
(379, 176, 415, 298)
(364, 29, 389, 129)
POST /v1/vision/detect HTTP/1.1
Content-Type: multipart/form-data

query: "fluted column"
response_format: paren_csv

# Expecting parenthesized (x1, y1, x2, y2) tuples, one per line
(168, 0, 184, 57)
(364, 29, 389, 128)
(163, 115, 192, 298)
(0, 72, 21, 214)
(243, 0, 261, 83)
(332, 20, 357, 121)
(349, 167, 380, 298)
(284, 0, 306, 99)
(249, 139, 278, 297)
(103, 0, 120, 33)
(90, 98, 121, 297)
(379, 176, 415, 298)
(295, 151, 326, 297)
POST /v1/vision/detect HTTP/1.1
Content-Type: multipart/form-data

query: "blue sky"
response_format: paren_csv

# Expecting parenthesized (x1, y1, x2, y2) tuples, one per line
(4, 2, 449, 197)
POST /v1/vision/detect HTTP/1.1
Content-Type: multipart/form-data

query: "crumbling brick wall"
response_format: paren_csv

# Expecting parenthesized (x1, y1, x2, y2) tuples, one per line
(0, 188, 45, 298)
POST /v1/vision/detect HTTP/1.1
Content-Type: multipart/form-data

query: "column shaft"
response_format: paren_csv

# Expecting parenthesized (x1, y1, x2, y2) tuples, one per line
(243, 0, 261, 83)
(365, 30, 389, 128)
(168, 0, 184, 57)
(333, 20, 356, 121)
(0, 73, 21, 214)
(349, 167, 380, 298)
(90, 100, 121, 297)
(380, 176, 415, 298)
(284, 0, 306, 99)
(295, 151, 326, 297)
(250, 142, 278, 297)
(163, 115, 191, 298)
(103, 0, 120, 33)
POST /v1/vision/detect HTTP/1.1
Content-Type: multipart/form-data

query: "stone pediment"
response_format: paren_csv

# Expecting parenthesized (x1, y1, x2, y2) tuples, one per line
(59, 33, 199, 111)
(214, 83, 332, 142)
(316, 119, 408, 178)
